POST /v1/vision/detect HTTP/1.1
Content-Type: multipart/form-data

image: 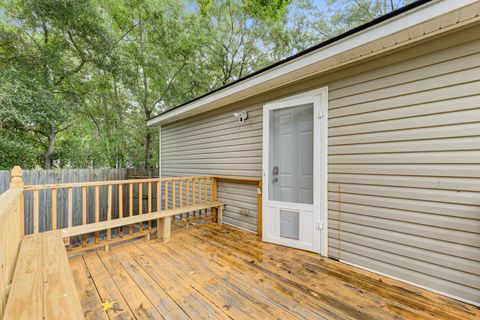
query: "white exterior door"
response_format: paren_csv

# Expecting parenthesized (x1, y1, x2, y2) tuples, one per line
(262, 88, 328, 255)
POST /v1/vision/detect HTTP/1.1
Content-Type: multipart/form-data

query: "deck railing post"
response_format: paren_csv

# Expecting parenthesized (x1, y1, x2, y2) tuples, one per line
(9, 166, 24, 238)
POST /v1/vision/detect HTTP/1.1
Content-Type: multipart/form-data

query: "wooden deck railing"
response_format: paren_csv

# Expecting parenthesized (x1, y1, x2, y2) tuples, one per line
(18, 170, 222, 254)
(0, 167, 23, 319)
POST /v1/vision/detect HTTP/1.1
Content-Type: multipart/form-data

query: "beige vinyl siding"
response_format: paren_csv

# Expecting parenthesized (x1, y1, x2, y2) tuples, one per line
(161, 103, 262, 232)
(160, 25, 480, 303)
(326, 31, 480, 304)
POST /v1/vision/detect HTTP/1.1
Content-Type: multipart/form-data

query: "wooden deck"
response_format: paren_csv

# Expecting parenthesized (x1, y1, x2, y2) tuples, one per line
(70, 224, 480, 320)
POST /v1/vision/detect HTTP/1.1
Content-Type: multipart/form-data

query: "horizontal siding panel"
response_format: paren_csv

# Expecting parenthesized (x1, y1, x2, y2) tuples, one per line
(327, 202, 478, 232)
(329, 36, 480, 92)
(162, 136, 262, 153)
(329, 164, 480, 178)
(163, 150, 262, 161)
(328, 221, 480, 261)
(328, 238, 480, 289)
(329, 81, 479, 118)
(328, 192, 480, 219)
(328, 174, 480, 192)
(328, 211, 479, 247)
(162, 116, 262, 145)
(163, 129, 262, 149)
(223, 217, 256, 232)
(330, 51, 480, 101)
(329, 151, 480, 164)
(329, 95, 480, 128)
(329, 66, 480, 109)
(164, 104, 262, 134)
(330, 122, 480, 145)
(163, 157, 262, 165)
(329, 108, 480, 137)
(328, 231, 480, 276)
(329, 136, 480, 155)
(162, 143, 262, 157)
(328, 242, 479, 296)
(163, 168, 262, 176)
(328, 183, 480, 206)
(338, 251, 480, 304)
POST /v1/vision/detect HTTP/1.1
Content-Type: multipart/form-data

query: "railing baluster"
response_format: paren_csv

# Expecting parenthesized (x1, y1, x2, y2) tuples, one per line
(148, 182, 152, 235)
(129, 183, 133, 235)
(67, 187, 73, 246)
(82, 186, 87, 246)
(164, 181, 169, 211)
(33, 190, 39, 235)
(186, 179, 190, 229)
(179, 180, 183, 227)
(138, 182, 143, 232)
(51, 188, 57, 231)
(118, 184, 123, 237)
(172, 180, 176, 226)
(106, 184, 112, 250)
(95, 186, 99, 243)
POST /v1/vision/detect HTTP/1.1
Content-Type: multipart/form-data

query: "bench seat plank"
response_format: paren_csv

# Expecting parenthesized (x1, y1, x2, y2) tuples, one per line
(43, 231, 83, 319)
(3, 236, 43, 320)
(61, 201, 225, 238)
(4, 231, 83, 320)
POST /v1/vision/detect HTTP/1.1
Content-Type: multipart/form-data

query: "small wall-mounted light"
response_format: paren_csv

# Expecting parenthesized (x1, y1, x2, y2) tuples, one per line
(233, 111, 248, 124)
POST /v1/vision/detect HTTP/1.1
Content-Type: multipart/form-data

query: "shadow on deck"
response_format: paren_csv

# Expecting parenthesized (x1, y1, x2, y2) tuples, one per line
(70, 223, 479, 320)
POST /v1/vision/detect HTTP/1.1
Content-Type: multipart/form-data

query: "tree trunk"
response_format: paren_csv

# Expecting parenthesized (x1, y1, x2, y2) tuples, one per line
(144, 131, 151, 169)
(44, 127, 56, 169)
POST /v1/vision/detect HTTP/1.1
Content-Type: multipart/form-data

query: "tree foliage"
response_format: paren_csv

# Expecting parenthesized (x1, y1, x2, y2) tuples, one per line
(0, 0, 411, 169)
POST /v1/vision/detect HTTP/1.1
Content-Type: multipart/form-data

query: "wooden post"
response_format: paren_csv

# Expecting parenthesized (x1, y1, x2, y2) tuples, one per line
(66, 187, 73, 246)
(95, 186, 100, 243)
(217, 205, 223, 226)
(147, 182, 152, 238)
(186, 179, 190, 229)
(138, 182, 143, 232)
(257, 180, 262, 238)
(106, 185, 112, 251)
(51, 188, 57, 231)
(33, 190, 38, 235)
(118, 184, 123, 237)
(157, 217, 171, 243)
(212, 177, 218, 222)
(82, 186, 87, 246)
(10, 166, 24, 238)
(129, 183, 133, 235)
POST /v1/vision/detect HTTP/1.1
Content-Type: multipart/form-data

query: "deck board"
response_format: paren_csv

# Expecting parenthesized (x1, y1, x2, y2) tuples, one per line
(70, 223, 480, 320)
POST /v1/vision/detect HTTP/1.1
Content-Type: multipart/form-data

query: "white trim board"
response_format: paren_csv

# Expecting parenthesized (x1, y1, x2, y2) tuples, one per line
(341, 260, 480, 307)
(147, 0, 480, 126)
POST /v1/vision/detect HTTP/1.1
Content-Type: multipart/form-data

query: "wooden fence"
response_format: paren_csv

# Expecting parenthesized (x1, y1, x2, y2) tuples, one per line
(0, 168, 127, 235)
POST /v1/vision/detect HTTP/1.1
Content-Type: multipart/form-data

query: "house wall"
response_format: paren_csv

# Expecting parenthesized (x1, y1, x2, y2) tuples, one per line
(160, 24, 480, 304)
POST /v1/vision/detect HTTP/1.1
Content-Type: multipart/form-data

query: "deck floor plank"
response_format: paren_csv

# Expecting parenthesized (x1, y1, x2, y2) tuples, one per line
(69, 256, 108, 320)
(106, 246, 190, 320)
(145, 238, 300, 320)
(82, 252, 136, 319)
(71, 223, 480, 320)
(199, 224, 479, 319)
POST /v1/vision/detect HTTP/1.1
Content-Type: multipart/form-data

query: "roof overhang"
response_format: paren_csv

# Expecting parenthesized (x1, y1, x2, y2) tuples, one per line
(148, 0, 480, 126)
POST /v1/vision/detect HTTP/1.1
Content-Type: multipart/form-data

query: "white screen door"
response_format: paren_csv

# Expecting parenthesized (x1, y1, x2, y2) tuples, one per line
(262, 88, 327, 255)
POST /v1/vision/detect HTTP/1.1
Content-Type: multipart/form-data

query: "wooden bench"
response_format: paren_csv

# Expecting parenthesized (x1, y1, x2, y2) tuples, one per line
(3, 231, 83, 320)
(60, 201, 225, 243)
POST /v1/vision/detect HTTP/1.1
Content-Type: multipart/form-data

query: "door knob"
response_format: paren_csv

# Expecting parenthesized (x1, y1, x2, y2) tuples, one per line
(272, 177, 279, 183)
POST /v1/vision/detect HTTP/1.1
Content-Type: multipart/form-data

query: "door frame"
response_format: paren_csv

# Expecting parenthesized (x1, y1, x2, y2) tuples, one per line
(262, 87, 328, 256)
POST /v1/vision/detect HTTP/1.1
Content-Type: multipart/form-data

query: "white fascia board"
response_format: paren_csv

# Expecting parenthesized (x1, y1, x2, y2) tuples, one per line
(147, 0, 477, 127)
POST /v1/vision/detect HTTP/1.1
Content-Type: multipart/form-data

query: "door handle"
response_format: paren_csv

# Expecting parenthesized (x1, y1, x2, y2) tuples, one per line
(272, 177, 279, 183)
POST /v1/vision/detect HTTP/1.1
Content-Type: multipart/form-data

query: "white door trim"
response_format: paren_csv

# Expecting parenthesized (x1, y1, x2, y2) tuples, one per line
(262, 87, 328, 256)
